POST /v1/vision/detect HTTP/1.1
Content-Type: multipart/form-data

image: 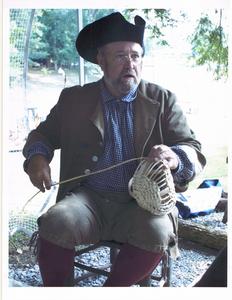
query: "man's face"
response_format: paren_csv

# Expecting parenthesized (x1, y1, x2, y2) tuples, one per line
(97, 41, 143, 97)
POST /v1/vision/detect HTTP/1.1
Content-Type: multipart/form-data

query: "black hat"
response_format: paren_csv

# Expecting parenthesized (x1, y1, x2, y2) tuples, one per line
(76, 12, 146, 64)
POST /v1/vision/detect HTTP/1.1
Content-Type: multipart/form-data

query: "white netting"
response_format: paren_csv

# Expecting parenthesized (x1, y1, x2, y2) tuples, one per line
(9, 9, 32, 88)
(8, 9, 39, 152)
(9, 211, 39, 237)
(8, 186, 57, 237)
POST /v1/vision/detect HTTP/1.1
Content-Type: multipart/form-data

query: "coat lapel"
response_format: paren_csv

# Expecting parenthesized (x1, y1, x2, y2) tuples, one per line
(88, 82, 104, 140)
(87, 80, 161, 157)
(134, 82, 161, 157)
(89, 99, 104, 140)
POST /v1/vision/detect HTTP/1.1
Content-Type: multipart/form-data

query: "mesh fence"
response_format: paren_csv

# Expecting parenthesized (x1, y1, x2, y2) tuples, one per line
(9, 211, 39, 237)
(9, 9, 41, 240)
(9, 9, 32, 88)
(9, 186, 57, 238)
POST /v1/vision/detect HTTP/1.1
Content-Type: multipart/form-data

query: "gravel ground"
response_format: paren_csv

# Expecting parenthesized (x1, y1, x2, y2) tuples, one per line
(9, 212, 226, 287)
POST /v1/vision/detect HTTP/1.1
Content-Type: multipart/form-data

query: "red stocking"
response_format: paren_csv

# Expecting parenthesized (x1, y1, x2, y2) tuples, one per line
(38, 237, 75, 286)
(104, 243, 162, 286)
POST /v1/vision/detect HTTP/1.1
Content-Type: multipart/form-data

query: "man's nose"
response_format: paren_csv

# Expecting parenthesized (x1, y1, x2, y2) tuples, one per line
(124, 56, 134, 67)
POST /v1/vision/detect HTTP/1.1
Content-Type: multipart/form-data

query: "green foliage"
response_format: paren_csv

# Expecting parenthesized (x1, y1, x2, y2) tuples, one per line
(27, 8, 177, 78)
(82, 9, 115, 26)
(10, 8, 229, 81)
(29, 13, 49, 62)
(29, 9, 79, 68)
(29, 9, 115, 71)
(189, 11, 228, 80)
(125, 9, 178, 47)
(10, 9, 31, 70)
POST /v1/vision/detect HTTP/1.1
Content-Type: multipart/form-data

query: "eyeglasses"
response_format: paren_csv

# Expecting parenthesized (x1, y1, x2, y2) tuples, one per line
(113, 52, 143, 65)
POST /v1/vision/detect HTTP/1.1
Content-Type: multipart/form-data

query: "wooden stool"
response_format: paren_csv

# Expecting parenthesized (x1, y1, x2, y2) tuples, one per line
(73, 241, 172, 286)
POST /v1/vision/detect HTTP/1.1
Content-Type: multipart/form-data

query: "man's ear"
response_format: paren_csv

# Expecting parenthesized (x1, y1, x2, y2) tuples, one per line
(96, 51, 105, 71)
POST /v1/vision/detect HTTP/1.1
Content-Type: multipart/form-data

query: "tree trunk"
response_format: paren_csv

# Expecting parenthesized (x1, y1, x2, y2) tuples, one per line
(178, 219, 227, 250)
(76, 9, 84, 85)
(23, 9, 35, 90)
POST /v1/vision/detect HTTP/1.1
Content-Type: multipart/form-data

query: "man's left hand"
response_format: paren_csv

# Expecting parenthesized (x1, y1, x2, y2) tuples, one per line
(147, 144, 179, 170)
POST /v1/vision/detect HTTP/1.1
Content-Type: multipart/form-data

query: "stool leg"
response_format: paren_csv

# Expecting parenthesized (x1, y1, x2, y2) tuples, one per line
(64, 265, 75, 286)
(110, 247, 120, 270)
(166, 255, 172, 286)
(138, 275, 152, 286)
(163, 253, 172, 287)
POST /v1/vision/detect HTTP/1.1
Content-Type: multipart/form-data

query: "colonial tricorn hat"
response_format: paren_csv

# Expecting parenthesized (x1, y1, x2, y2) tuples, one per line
(76, 12, 146, 64)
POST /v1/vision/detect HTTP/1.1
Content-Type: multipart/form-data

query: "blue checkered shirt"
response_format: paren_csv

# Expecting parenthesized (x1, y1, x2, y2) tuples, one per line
(84, 81, 138, 192)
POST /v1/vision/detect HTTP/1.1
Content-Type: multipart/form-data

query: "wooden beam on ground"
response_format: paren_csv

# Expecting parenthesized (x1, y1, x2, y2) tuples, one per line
(178, 219, 227, 250)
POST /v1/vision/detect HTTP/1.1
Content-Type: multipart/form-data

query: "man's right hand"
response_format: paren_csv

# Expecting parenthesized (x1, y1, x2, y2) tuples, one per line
(26, 155, 52, 192)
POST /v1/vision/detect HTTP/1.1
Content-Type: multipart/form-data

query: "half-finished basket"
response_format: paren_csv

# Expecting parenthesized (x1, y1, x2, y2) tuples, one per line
(128, 159, 177, 215)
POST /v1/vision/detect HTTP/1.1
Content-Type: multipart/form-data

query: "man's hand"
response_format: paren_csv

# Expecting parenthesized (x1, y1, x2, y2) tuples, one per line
(26, 155, 52, 192)
(147, 144, 179, 170)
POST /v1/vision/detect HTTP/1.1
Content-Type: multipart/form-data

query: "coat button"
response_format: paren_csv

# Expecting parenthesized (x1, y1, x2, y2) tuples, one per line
(92, 155, 98, 162)
(84, 169, 91, 175)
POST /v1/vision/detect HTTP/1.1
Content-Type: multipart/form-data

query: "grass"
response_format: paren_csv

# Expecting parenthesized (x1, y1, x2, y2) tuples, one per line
(9, 231, 30, 254)
(189, 145, 228, 192)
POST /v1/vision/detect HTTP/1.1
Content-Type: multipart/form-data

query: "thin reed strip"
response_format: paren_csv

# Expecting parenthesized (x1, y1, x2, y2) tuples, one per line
(22, 156, 145, 212)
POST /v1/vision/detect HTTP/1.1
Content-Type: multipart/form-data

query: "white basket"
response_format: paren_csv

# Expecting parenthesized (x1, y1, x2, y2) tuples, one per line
(128, 160, 177, 215)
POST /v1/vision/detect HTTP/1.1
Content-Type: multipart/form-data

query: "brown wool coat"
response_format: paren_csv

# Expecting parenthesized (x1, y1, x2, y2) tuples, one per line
(23, 79, 206, 202)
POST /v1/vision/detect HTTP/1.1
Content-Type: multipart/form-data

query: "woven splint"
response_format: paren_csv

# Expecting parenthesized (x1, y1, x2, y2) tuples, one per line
(128, 159, 177, 215)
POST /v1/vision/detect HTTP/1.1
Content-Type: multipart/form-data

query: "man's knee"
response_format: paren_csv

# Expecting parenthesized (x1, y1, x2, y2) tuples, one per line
(37, 193, 102, 248)
(37, 203, 77, 248)
(39, 199, 77, 229)
(111, 204, 176, 253)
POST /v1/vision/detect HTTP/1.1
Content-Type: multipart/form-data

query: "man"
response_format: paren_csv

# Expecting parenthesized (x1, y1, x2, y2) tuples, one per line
(23, 12, 206, 287)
